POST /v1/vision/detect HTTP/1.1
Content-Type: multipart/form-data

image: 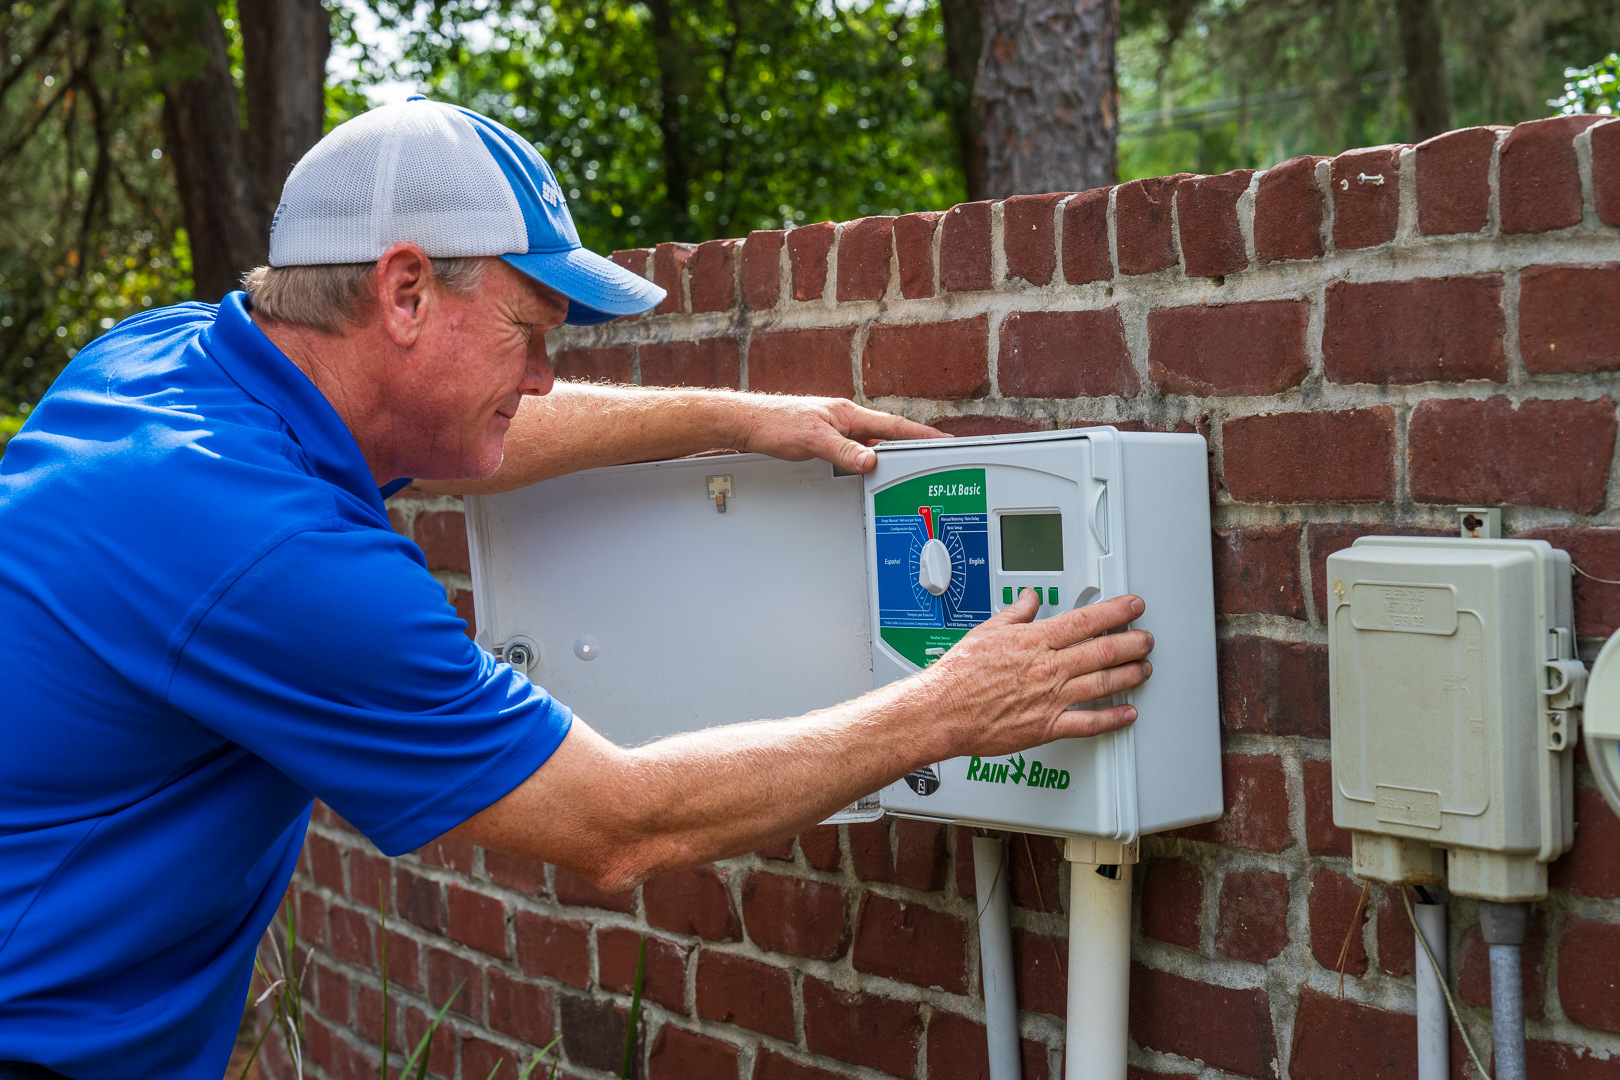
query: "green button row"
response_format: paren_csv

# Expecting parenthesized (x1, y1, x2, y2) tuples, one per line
(1003, 586, 1058, 605)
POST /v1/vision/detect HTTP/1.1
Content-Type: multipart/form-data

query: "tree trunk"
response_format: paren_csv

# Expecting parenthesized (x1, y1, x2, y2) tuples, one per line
(940, 0, 987, 202)
(136, 0, 265, 301)
(1394, 0, 1451, 142)
(644, 0, 693, 239)
(976, 0, 1118, 198)
(238, 0, 331, 221)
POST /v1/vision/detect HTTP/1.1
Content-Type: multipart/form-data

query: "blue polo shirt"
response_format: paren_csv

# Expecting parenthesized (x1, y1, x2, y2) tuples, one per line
(0, 294, 572, 1078)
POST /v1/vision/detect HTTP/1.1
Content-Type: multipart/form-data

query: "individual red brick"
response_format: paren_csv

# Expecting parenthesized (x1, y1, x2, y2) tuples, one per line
(413, 510, 471, 575)
(1003, 192, 1065, 285)
(639, 337, 741, 389)
(1116, 175, 1186, 275)
(863, 316, 990, 399)
(929, 415, 1055, 437)
(460, 1034, 529, 1080)
(1009, 832, 1064, 913)
(748, 327, 856, 398)
(1218, 635, 1328, 738)
(837, 215, 895, 301)
(1139, 857, 1203, 949)
(688, 238, 738, 313)
(757, 836, 795, 861)
(695, 950, 795, 1040)
(940, 200, 994, 292)
(1173, 754, 1291, 852)
(558, 993, 631, 1073)
(1551, 787, 1620, 897)
(403, 1004, 457, 1077)
(754, 1049, 852, 1080)
(926, 1010, 1051, 1080)
(598, 928, 688, 1012)
(852, 892, 968, 993)
(1415, 126, 1500, 235)
(1288, 986, 1416, 1080)
(1522, 528, 1620, 637)
(1331, 145, 1404, 249)
(553, 865, 634, 913)
(1373, 886, 1415, 978)
(1176, 170, 1254, 277)
(1149, 300, 1308, 396)
(740, 870, 849, 960)
(998, 308, 1137, 399)
(648, 1025, 739, 1080)
(417, 834, 475, 874)
(426, 947, 483, 1020)
(551, 345, 633, 383)
(384, 927, 421, 992)
(1062, 187, 1112, 284)
(895, 210, 942, 298)
(1409, 396, 1617, 512)
(1013, 929, 1067, 1017)
(1306, 523, 1451, 622)
(1308, 868, 1369, 977)
(1222, 409, 1396, 504)
(487, 969, 554, 1046)
(447, 884, 507, 959)
(1303, 758, 1351, 857)
(1130, 963, 1277, 1078)
(787, 221, 836, 301)
(653, 241, 697, 314)
(643, 865, 740, 942)
(293, 888, 327, 951)
(1213, 527, 1304, 617)
(954, 826, 978, 899)
(610, 247, 652, 277)
(1459, 912, 1547, 1019)
(1500, 115, 1606, 234)
(741, 229, 784, 310)
(894, 817, 947, 892)
(307, 833, 345, 893)
(1520, 263, 1620, 373)
(350, 850, 391, 910)
(849, 818, 894, 883)
(484, 851, 548, 895)
(1217, 869, 1290, 963)
(513, 911, 589, 987)
(798, 824, 842, 872)
(1526, 1038, 1620, 1079)
(802, 975, 923, 1078)
(1596, 120, 1620, 227)
(1256, 155, 1328, 263)
(1323, 275, 1505, 384)
(394, 867, 444, 934)
(314, 962, 351, 1024)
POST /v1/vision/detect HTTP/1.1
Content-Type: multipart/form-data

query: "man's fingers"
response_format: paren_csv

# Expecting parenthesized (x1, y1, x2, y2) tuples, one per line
(1046, 703, 1140, 740)
(981, 586, 1043, 627)
(1053, 628, 1155, 679)
(1062, 658, 1153, 706)
(845, 404, 946, 444)
(1038, 594, 1144, 648)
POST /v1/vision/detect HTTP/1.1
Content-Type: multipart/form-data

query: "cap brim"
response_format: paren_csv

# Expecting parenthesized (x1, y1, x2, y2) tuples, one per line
(501, 247, 665, 326)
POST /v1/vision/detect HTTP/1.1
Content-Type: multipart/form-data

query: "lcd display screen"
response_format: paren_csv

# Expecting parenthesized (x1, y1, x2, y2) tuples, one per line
(1000, 513, 1064, 571)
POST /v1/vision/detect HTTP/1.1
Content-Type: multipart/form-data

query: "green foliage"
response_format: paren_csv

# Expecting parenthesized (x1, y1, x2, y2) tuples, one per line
(1551, 52, 1620, 115)
(374, 0, 965, 253)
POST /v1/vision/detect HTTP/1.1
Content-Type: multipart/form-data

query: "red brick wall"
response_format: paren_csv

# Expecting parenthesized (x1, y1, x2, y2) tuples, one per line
(269, 117, 1620, 1080)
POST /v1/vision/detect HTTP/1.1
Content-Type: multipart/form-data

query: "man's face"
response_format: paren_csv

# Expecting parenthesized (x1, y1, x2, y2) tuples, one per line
(394, 259, 570, 480)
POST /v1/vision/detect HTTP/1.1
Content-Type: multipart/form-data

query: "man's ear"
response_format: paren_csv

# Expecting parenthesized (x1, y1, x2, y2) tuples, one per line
(374, 242, 435, 347)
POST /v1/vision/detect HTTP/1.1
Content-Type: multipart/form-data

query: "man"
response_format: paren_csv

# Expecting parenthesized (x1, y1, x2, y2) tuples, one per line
(0, 100, 1152, 1079)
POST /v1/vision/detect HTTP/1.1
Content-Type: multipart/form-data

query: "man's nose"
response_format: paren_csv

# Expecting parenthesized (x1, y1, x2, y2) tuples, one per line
(523, 342, 555, 396)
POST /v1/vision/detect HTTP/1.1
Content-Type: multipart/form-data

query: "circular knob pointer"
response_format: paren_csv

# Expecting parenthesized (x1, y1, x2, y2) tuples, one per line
(918, 537, 953, 596)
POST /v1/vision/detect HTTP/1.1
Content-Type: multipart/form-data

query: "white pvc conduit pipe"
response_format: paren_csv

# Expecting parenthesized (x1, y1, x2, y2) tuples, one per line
(1065, 838, 1138, 1080)
(972, 835, 1021, 1080)
(1414, 899, 1448, 1080)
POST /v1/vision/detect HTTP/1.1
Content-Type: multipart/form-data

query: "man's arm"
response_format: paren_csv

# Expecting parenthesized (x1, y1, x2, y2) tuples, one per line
(452, 591, 1153, 891)
(410, 382, 945, 496)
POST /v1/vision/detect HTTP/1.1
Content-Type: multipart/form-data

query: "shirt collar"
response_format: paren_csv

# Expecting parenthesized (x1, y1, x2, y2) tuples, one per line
(199, 292, 392, 518)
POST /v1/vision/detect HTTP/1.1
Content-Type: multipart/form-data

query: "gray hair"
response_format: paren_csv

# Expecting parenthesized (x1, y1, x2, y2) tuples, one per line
(241, 256, 490, 334)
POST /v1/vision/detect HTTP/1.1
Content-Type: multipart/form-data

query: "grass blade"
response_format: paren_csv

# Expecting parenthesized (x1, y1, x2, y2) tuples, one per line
(621, 935, 646, 1080)
(401, 980, 465, 1080)
(516, 1034, 564, 1080)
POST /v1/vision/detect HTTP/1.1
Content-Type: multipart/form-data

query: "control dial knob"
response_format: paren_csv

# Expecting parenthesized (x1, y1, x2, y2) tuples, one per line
(918, 537, 953, 596)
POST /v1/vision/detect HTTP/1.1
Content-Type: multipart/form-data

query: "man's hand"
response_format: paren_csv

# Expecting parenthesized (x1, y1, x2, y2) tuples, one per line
(731, 395, 946, 474)
(918, 590, 1154, 761)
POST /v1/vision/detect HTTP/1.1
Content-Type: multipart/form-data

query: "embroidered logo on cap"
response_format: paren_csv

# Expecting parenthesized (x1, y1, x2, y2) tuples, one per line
(540, 181, 562, 207)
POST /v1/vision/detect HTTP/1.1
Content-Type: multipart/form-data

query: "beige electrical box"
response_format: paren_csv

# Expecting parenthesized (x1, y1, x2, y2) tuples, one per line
(1327, 537, 1581, 901)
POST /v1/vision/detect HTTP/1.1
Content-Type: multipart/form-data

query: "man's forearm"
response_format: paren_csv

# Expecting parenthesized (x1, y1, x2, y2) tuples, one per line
(414, 382, 749, 496)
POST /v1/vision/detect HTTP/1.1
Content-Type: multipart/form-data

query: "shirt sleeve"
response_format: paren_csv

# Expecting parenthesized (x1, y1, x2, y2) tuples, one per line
(165, 526, 571, 855)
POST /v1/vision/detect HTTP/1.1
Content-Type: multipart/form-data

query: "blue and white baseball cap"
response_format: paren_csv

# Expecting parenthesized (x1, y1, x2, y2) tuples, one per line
(268, 97, 664, 326)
